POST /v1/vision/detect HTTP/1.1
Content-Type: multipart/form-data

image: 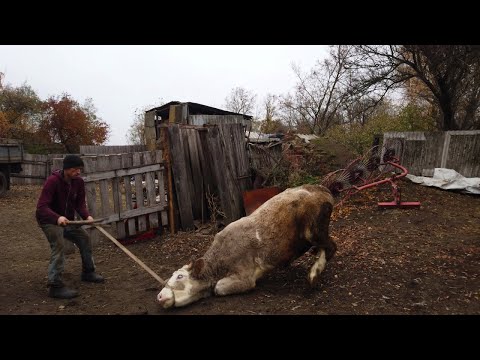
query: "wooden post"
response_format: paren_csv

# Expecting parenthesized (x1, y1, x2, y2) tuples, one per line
(168, 125, 194, 230)
(168, 105, 178, 125)
(144, 151, 159, 228)
(121, 153, 136, 236)
(83, 156, 100, 246)
(144, 110, 157, 151)
(441, 131, 451, 169)
(161, 126, 175, 234)
(133, 152, 147, 232)
(155, 150, 168, 227)
(110, 154, 126, 239)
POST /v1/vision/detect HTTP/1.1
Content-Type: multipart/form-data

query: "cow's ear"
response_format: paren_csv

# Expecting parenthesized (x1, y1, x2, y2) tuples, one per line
(191, 258, 205, 277)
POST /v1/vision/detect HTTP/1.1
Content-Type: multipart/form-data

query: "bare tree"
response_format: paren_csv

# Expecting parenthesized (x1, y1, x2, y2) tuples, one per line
(259, 93, 284, 133)
(339, 97, 381, 126)
(127, 99, 165, 145)
(263, 93, 278, 121)
(343, 45, 480, 130)
(126, 108, 147, 145)
(224, 87, 256, 115)
(278, 45, 352, 135)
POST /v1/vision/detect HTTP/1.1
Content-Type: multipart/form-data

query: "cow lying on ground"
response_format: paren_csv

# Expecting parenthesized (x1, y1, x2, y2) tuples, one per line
(157, 184, 337, 309)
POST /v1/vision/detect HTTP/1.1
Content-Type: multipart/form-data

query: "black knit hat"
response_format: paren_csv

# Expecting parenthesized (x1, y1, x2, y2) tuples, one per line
(63, 155, 84, 169)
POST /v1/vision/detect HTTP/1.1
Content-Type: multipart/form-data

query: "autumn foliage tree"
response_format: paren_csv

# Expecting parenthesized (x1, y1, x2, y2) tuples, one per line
(39, 94, 109, 153)
(0, 80, 43, 141)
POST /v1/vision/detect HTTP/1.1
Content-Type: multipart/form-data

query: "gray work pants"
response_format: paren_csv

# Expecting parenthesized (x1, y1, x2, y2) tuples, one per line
(41, 224, 96, 287)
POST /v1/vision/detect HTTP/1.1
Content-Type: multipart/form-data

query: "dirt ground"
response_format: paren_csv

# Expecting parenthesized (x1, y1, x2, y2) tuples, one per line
(0, 180, 479, 315)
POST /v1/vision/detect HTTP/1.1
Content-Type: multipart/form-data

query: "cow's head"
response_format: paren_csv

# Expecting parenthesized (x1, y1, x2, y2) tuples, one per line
(157, 260, 212, 309)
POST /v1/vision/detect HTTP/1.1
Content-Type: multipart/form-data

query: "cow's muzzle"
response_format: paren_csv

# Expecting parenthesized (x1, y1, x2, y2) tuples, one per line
(157, 287, 175, 309)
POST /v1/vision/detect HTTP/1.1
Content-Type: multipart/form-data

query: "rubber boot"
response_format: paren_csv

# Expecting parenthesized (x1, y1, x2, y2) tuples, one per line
(81, 272, 105, 283)
(48, 286, 79, 299)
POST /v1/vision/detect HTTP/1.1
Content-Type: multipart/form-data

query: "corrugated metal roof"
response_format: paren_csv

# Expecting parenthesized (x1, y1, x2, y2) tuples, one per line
(146, 101, 253, 120)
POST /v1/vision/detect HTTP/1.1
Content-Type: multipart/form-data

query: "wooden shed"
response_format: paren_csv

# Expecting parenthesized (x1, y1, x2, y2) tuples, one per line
(144, 101, 252, 150)
(144, 101, 254, 232)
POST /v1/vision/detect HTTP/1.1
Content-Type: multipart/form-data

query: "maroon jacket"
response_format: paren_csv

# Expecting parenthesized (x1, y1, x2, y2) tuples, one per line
(36, 169, 91, 225)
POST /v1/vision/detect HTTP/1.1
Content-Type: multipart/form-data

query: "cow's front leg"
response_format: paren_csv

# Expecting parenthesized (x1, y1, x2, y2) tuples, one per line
(308, 248, 327, 285)
(214, 273, 256, 296)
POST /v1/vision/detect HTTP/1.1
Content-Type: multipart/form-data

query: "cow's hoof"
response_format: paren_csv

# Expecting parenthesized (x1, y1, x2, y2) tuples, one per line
(308, 268, 323, 287)
(214, 284, 228, 296)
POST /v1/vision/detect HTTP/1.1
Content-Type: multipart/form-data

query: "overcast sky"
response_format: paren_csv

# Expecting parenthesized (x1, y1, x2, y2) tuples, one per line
(0, 45, 329, 145)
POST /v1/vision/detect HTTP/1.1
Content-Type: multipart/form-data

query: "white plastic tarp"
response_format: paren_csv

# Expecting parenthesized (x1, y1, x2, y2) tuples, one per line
(406, 168, 480, 195)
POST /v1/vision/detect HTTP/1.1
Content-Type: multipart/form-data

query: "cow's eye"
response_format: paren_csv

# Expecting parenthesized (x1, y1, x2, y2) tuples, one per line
(176, 274, 184, 280)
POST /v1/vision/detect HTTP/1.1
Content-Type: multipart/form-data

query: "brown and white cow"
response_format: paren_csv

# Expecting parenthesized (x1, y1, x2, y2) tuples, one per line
(157, 184, 336, 309)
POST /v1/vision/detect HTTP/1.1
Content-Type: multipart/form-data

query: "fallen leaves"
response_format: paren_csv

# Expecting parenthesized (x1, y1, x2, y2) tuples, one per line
(2, 179, 480, 315)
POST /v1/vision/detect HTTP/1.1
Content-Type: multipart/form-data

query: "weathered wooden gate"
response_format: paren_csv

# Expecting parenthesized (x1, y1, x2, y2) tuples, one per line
(53, 150, 167, 245)
(21, 123, 251, 244)
(162, 123, 252, 231)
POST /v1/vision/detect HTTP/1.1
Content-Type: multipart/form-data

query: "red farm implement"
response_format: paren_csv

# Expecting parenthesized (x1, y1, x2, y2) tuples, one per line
(321, 141, 421, 209)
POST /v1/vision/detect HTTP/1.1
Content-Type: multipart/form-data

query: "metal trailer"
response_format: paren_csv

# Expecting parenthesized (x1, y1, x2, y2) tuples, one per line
(0, 138, 24, 196)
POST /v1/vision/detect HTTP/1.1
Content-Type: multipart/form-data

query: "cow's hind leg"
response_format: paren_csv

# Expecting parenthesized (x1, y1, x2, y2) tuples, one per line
(324, 236, 337, 261)
(214, 273, 256, 296)
(308, 248, 327, 285)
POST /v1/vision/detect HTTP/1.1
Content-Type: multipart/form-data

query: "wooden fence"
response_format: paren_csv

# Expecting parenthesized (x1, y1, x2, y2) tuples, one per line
(52, 151, 167, 244)
(164, 123, 252, 230)
(11, 153, 69, 185)
(80, 145, 147, 155)
(10, 131, 257, 240)
(383, 130, 480, 177)
(11, 145, 149, 185)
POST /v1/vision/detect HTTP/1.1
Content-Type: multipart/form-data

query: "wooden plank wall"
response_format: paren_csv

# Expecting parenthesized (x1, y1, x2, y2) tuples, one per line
(446, 131, 480, 177)
(80, 145, 147, 155)
(167, 125, 194, 230)
(383, 131, 480, 177)
(168, 123, 252, 230)
(189, 114, 250, 128)
(52, 151, 167, 245)
(10, 153, 50, 184)
(11, 153, 70, 185)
